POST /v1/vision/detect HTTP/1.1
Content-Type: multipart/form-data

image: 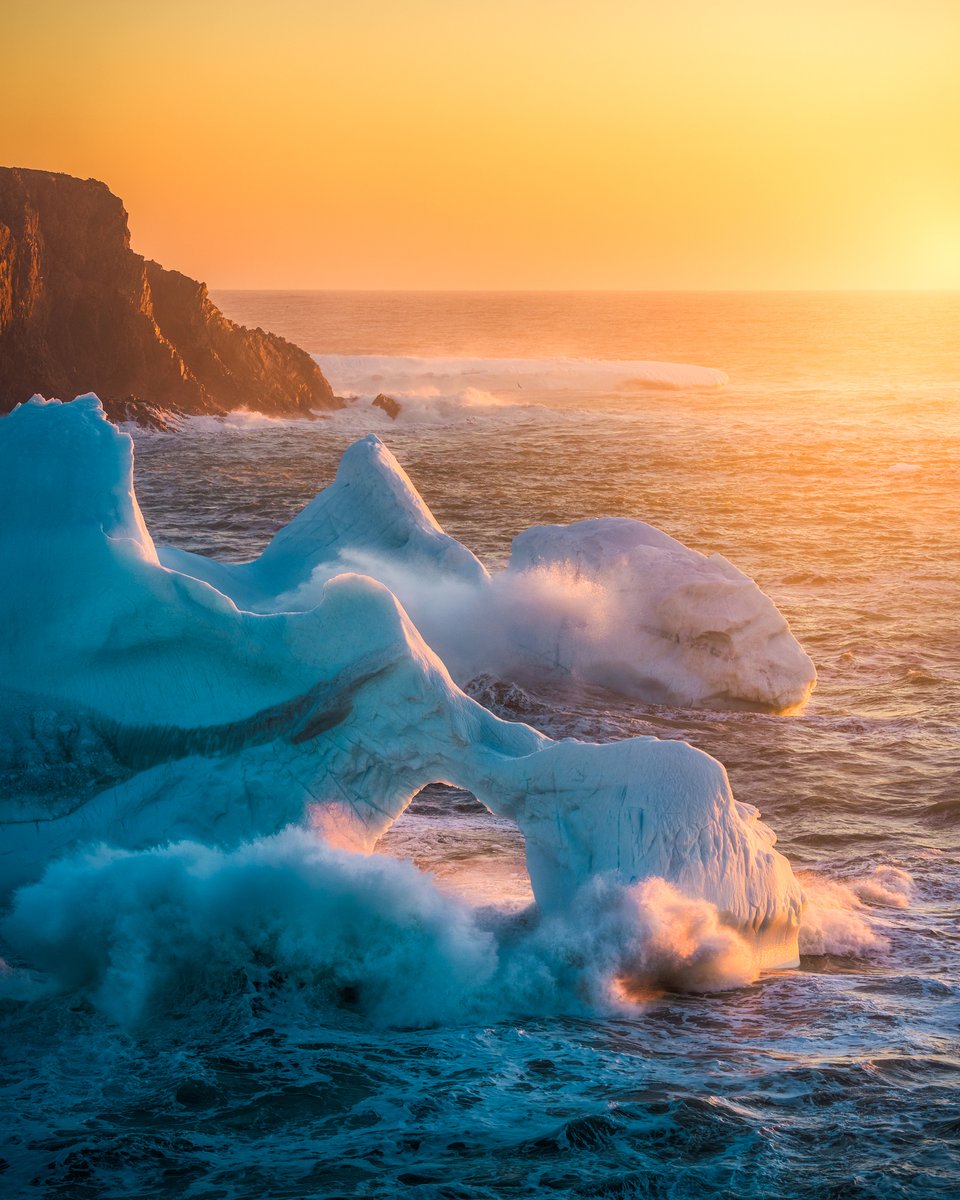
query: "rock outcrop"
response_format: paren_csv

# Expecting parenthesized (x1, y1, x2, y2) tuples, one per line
(0, 167, 338, 425)
(371, 392, 401, 420)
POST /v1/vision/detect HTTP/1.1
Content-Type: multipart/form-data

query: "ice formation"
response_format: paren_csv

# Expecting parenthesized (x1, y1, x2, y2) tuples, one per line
(509, 519, 817, 711)
(161, 433, 815, 712)
(160, 433, 489, 612)
(0, 397, 802, 970)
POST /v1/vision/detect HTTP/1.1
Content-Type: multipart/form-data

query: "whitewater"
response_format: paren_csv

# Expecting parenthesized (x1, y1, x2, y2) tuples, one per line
(2, 290, 958, 1199)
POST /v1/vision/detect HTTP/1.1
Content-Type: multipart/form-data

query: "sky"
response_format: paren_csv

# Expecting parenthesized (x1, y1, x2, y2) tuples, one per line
(4, 0, 960, 289)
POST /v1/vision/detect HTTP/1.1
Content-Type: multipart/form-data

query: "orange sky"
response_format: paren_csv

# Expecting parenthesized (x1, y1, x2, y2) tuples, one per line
(4, 0, 960, 289)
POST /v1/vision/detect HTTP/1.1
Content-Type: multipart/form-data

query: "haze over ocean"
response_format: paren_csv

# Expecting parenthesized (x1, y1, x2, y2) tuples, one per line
(3, 290, 952, 1198)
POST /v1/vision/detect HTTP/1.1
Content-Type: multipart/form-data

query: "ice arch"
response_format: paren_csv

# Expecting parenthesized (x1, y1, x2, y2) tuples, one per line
(0, 397, 802, 970)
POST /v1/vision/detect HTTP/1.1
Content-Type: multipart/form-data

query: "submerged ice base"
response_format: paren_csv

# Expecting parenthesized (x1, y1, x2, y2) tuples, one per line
(0, 397, 802, 973)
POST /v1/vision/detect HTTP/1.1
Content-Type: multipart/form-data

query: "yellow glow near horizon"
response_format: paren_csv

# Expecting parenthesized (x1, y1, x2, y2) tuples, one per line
(3, 0, 959, 289)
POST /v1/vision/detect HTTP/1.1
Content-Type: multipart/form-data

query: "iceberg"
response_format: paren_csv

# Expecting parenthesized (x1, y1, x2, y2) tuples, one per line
(508, 518, 817, 711)
(0, 397, 801, 970)
(159, 432, 489, 612)
(160, 433, 815, 712)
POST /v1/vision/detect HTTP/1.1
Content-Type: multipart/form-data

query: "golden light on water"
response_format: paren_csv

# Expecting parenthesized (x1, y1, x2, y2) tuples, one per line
(4, 0, 959, 288)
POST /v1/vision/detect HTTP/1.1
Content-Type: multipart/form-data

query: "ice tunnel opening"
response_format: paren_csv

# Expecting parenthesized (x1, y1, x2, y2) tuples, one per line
(373, 783, 534, 912)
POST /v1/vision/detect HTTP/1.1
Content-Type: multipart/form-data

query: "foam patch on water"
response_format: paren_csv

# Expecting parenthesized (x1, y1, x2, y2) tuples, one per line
(1, 830, 759, 1028)
(316, 353, 728, 396)
(332, 385, 530, 426)
(798, 866, 914, 957)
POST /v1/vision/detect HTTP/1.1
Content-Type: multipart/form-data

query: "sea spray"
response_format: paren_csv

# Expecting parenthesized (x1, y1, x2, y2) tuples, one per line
(797, 866, 916, 958)
(1, 830, 799, 1028)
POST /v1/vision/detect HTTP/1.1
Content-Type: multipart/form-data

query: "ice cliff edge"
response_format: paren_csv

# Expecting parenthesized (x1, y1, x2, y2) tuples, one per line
(0, 167, 339, 426)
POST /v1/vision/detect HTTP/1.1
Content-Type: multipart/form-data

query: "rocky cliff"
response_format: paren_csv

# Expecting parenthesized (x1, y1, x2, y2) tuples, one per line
(0, 167, 338, 425)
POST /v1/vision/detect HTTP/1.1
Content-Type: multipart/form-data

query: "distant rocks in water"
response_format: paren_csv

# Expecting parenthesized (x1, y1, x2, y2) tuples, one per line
(372, 392, 402, 420)
(0, 166, 339, 425)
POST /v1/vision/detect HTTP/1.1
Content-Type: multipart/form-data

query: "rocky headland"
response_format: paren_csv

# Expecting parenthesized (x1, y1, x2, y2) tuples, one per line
(0, 167, 338, 426)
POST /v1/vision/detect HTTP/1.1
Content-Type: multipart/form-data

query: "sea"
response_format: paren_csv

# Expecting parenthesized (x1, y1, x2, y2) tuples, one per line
(2, 291, 959, 1198)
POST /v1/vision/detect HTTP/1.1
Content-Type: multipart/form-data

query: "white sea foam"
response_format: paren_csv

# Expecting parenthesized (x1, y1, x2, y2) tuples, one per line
(193, 408, 320, 430)
(332, 386, 529, 426)
(797, 866, 915, 957)
(851, 864, 915, 909)
(0, 830, 758, 1027)
(315, 353, 728, 421)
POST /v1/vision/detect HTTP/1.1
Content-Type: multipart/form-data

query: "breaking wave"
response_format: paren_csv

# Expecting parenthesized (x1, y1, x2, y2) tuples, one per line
(0, 830, 778, 1028)
(797, 866, 915, 958)
(1, 832, 907, 1030)
(315, 353, 728, 423)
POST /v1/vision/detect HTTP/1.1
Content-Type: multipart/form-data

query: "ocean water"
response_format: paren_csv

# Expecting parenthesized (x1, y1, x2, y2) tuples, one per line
(3, 292, 959, 1198)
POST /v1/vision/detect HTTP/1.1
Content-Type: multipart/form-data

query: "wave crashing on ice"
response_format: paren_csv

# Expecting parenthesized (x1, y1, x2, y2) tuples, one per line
(0, 830, 769, 1026)
(0, 396, 805, 1014)
(162, 432, 816, 713)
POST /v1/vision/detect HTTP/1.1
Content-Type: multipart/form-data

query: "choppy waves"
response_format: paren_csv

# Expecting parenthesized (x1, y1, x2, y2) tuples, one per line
(0, 829, 773, 1028)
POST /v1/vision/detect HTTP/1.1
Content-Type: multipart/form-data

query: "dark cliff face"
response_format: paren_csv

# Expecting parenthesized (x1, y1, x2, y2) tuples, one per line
(0, 167, 338, 425)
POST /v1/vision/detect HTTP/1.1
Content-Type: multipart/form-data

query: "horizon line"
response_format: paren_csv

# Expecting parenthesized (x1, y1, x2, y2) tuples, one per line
(208, 286, 960, 295)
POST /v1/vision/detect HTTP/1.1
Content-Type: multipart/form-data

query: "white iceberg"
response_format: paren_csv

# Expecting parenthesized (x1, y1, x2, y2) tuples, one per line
(507, 518, 817, 711)
(0, 396, 801, 970)
(160, 433, 815, 712)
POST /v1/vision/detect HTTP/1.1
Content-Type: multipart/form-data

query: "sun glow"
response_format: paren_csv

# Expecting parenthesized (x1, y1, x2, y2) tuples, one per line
(4, 0, 959, 289)
(912, 225, 960, 289)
